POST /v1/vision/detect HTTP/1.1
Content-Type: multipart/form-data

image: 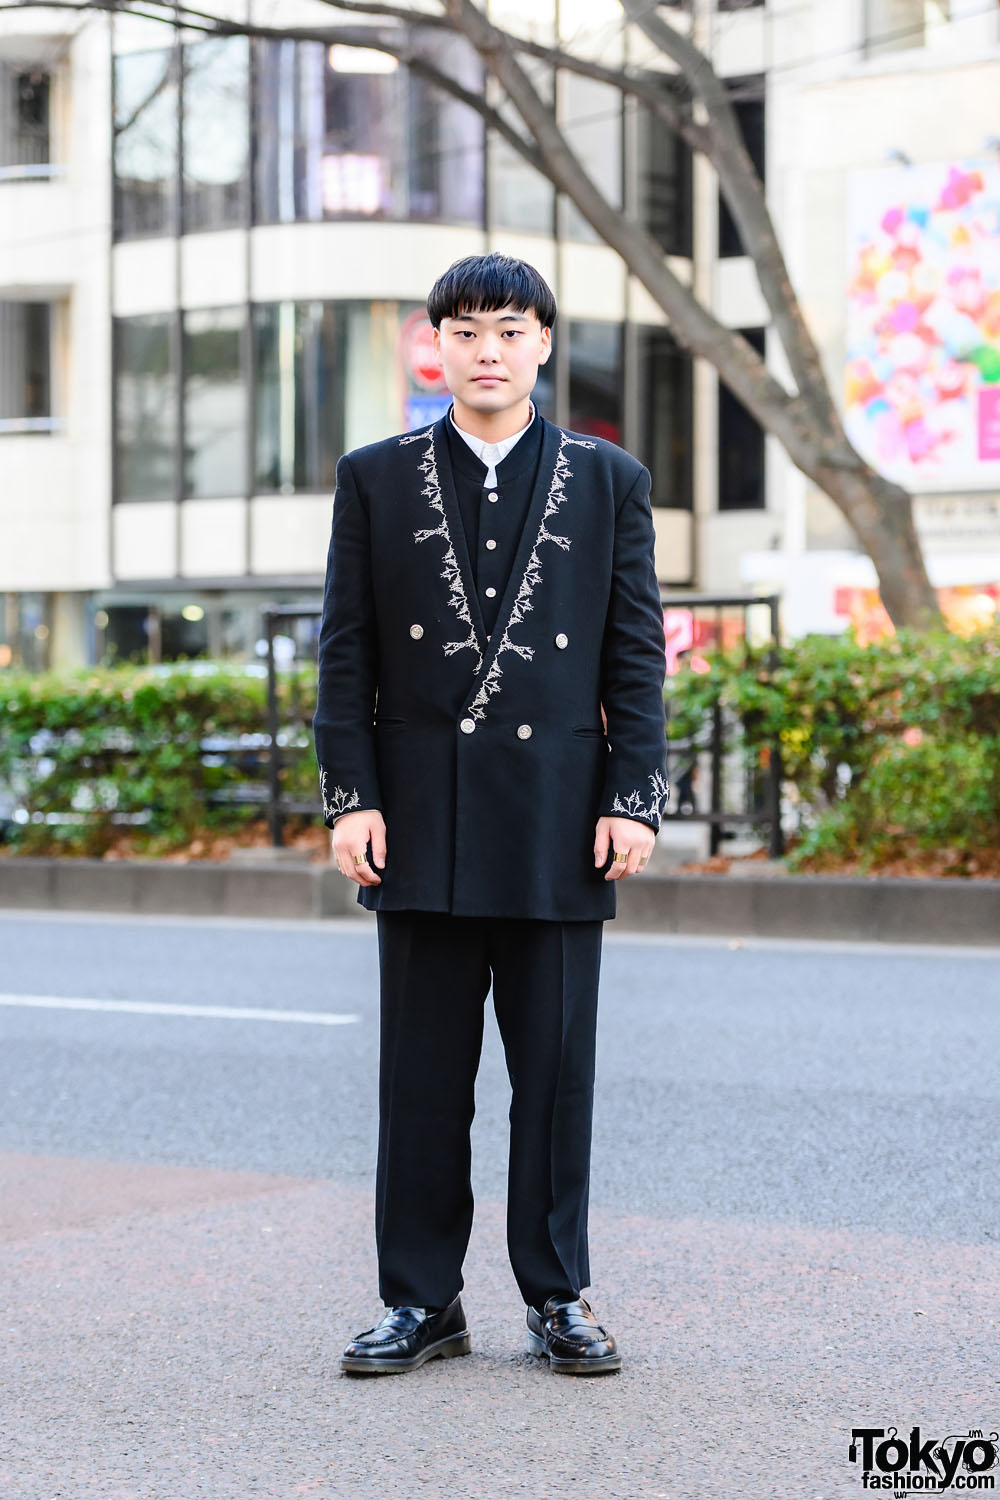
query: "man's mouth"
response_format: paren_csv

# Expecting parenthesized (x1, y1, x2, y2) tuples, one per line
(473, 375, 505, 383)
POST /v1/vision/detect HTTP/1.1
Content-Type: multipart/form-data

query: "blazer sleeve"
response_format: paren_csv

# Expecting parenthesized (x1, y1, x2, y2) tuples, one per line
(597, 463, 669, 832)
(312, 454, 382, 828)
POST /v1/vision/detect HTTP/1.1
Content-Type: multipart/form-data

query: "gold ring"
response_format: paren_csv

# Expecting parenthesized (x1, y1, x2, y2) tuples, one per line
(613, 851, 628, 864)
(353, 853, 366, 866)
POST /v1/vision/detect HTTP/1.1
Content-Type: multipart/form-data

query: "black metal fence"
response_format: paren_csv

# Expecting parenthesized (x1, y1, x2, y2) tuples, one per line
(261, 593, 784, 858)
(660, 594, 783, 858)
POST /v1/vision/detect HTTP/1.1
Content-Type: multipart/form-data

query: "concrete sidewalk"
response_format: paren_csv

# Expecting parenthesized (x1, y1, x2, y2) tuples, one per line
(1, 1150, 996, 1500)
(1, 854, 998, 945)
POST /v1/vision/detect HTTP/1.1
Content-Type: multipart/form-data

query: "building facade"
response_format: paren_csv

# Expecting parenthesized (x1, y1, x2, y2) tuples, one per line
(1, 0, 998, 669)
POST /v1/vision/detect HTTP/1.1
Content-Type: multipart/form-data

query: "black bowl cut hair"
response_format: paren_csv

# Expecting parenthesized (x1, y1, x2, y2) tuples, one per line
(427, 252, 557, 330)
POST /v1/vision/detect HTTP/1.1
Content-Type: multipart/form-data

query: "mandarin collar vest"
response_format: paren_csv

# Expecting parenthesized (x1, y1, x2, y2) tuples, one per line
(444, 406, 545, 486)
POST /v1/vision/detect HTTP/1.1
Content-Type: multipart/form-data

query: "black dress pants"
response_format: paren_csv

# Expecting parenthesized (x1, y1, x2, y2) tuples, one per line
(374, 910, 604, 1312)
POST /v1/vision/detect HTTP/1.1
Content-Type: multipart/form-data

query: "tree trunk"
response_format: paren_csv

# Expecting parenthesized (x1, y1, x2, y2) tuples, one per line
(806, 464, 937, 632)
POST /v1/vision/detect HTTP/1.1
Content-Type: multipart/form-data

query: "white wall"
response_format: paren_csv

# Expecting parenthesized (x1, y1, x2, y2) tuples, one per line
(0, 13, 113, 594)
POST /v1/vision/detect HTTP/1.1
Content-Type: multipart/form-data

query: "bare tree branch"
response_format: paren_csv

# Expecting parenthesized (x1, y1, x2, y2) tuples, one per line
(8, 0, 940, 626)
(620, 0, 829, 410)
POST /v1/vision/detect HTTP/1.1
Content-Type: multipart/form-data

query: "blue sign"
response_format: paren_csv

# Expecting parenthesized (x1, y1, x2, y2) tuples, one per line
(406, 394, 452, 430)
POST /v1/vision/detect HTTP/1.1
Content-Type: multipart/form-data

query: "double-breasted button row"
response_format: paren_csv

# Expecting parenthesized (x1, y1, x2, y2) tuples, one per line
(417, 622, 565, 649)
(459, 718, 533, 740)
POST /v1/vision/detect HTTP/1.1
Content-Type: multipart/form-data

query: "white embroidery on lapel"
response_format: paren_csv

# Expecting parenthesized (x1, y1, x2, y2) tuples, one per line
(466, 431, 596, 722)
(611, 770, 670, 825)
(319, 769, 361, 822)
(401, 426, 482, 667)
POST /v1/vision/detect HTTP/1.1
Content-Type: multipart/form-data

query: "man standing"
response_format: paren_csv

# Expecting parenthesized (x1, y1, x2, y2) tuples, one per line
(313, 253, 668, 1377)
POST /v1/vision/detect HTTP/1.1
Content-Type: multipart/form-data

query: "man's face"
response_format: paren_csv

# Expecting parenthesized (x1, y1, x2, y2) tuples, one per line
(433, 305, 552, 416)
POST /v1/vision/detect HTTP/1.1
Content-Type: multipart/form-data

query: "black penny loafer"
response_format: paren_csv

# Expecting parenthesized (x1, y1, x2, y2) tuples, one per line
(526, 1295, 622, 1374)
(340, 1294, 471, 1375)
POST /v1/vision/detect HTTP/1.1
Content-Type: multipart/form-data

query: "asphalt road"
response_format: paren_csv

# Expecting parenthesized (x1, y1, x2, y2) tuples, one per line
(1, 909, 998, 1500)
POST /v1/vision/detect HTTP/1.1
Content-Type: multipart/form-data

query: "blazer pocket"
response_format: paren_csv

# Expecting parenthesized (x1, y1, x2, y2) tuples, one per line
(375, 717, 408, 728)
(572, 726, 607, 740)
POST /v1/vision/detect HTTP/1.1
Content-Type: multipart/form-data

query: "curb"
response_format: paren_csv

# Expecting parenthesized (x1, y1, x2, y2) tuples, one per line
(1, 858, 998, 944)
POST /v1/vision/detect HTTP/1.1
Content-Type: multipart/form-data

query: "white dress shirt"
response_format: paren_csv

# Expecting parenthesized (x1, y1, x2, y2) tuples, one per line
(449, 401, 535, 487)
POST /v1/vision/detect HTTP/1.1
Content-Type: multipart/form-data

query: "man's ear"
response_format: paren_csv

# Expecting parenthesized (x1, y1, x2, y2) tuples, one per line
(538, 326, 553, 364)
(432, 325, 442, 360)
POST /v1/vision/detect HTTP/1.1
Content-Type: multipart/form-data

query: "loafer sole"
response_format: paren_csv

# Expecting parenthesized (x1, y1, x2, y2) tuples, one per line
(340, 1329, 471, 1375)
(526, 1326, 622, 1374)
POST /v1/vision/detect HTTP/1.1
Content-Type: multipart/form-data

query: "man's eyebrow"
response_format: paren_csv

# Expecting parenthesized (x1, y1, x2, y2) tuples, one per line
(451, 311, 529, 323)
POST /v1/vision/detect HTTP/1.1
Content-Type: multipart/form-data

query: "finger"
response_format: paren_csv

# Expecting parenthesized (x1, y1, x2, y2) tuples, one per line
(605, 844, 630, 881)
(335, 845, 380, 885)
(623, 843, 644, 878)
(336, 855, 362, 884)
(351, 850, 381, 886)
(371, 832, 387, 870)
(594, 830, 609, 868)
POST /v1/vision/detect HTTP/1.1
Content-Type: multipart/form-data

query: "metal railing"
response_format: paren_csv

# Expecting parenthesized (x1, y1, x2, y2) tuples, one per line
(660, 594, 783, 858)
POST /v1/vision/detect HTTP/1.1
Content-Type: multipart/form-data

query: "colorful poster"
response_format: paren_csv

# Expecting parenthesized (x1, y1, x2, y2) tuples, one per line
(845, 160, 1000, 489)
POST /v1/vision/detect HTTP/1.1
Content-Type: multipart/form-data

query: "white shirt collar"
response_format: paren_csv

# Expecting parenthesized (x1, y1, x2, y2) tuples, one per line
(449, 401, 535, 486)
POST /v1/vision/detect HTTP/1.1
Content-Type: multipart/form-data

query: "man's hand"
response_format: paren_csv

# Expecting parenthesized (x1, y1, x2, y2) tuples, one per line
(332, 809, 387, 886)
(594, 815, 655, 881)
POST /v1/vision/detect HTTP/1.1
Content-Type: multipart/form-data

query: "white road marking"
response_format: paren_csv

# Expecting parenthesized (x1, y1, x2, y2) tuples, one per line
(0, 995, 360, 1026)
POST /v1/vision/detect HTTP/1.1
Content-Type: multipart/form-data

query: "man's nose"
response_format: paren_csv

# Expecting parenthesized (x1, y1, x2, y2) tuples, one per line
(478, 337, 501, 362)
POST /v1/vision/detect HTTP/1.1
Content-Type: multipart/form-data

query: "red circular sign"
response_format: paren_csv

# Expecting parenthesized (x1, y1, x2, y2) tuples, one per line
(401, 312, 446, 391)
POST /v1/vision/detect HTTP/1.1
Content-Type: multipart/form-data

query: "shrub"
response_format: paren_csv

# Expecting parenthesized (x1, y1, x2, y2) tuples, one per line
(664, 626, 1000, 870)
(0, 663, 319, 857)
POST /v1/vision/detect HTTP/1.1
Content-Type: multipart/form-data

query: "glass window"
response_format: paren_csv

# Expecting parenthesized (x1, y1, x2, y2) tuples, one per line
(253, 40, 324, 224)
(343, 300, 431, 449)
(115, 313, 177, 501)
(0, 63, 50, 172)
(636, 327, 693, 509)
(114, 48, 179, 239)
(718, 76, 764, 259)
(865, 0, 950, 56)
(718, 326, 765, 510)
(405, 32, 484, 225)
(254, 302, 345, 493)
(532, 357, 556, 421)
(0, 591, 50, 672)
(563, 75, 622, 242)
(182, 37, 249, 232)
(253, 36, 483, 227)
(183, 307, 246, 498)
(637, 93, 693, 258)
(489, 61, 555, 234)
(0, 301, 52, 432)
(323, 43, 403, 217)
(255, 300, 436, 488)
(568, 321, 622, 443)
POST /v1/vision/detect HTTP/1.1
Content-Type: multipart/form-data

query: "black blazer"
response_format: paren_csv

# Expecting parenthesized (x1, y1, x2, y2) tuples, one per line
(312, 412, 668, 920)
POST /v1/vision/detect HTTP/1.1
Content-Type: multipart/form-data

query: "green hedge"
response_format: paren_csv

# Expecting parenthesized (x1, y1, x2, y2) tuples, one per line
(666, 627, 1000, 869)
(3, 629, 999, 867)
(0, 664, 319, 856)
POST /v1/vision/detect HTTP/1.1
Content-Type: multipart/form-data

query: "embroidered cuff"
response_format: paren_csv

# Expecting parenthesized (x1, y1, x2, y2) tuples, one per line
(607, 770, 670, 829)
